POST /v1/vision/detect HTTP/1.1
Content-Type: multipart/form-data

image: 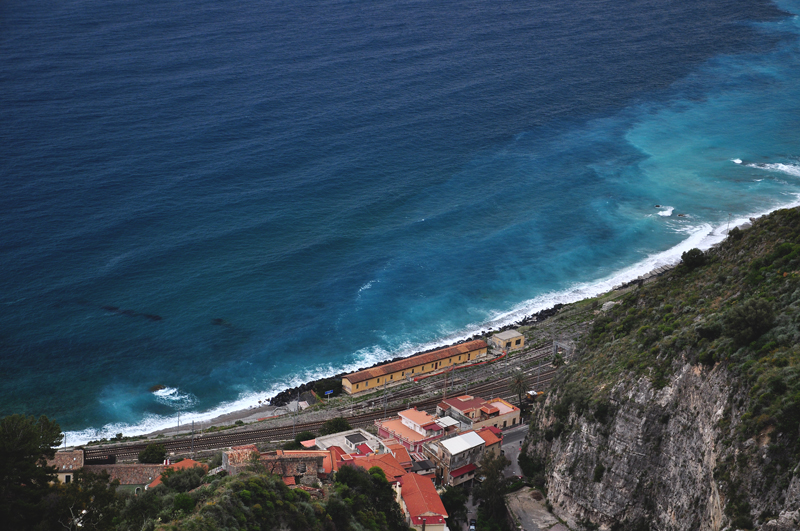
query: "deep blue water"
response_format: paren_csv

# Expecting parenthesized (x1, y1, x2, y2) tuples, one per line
(2, 0, 800, 442)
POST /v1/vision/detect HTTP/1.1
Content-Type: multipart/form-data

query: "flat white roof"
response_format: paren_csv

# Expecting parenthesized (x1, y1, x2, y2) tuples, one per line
(493, 330, 522, 340)
(441, 431, 485, 455)
(436, 416, 460, 428)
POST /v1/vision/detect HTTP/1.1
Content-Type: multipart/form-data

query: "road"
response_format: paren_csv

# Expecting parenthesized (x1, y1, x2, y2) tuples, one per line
(501, 423, 528, 478)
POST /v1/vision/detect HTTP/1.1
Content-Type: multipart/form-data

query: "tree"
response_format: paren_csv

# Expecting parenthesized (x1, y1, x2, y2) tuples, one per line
(681, 248, 706, 270)
(440, 485, 468, 528)
(473, 451, 511, 521)
(0, 414, 63, 529)
(510, 370, 528, 407)
(137, 443, 166, 464)
(724, 298, 775, 347)
(54, 469, 120, 531)
(320, 417, 351, 435)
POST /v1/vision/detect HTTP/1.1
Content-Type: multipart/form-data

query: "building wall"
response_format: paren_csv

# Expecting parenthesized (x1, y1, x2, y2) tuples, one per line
(343, 345, 487, 394)
(489, 334, 524, 351)
(472, 409, 520, 431)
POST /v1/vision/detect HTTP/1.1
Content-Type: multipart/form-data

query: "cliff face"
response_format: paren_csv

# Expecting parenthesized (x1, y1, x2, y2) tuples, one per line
(527, 362, 800, 531)
(521, 208, 800, 531)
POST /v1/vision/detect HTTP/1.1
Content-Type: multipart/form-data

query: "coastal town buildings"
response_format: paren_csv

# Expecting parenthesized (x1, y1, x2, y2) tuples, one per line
(489, 329, 525, 351)
(307, 428, 385, 455)
(423, 431, 486, 487)
(341, 340, 488, 394)
(436, 395, 520, 430)
(375, 408, 451, 454)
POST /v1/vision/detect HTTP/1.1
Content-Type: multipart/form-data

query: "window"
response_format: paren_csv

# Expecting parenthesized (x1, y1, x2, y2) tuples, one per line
(503, 421, 507, 428)
(411, 369, 414, 374)
(515, 339, 521, 345)
(356, 384, 359, 389)
(65, 475, 71, 484)
(390, 375, 393, 380)
(512, 418, 516, 425)
(505, 342, 511, 349)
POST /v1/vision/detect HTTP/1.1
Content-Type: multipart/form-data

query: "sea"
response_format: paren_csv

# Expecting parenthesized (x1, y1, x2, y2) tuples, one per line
(2, 0, 800, 445)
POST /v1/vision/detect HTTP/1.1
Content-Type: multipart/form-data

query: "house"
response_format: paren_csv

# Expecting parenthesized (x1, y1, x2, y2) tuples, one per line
(222, 445, 331, 486)
(343, 452, 408, 484)
(342, 340, 488, 394)
(396, 473, 448, 531)
(375, 408, 446, 454)
(489, 330, 524, 352)
(385, 443, 413, 470)
(81, 464, 166, 494)
(472, 427, 503, 457)
(147, 458, 207, 489)
(436, 395, 520, 430)
(409, 459, 436, 481)
(47, 449, 84, 484)
(424, 431, 485, 486)
(312, 428, 385, 455)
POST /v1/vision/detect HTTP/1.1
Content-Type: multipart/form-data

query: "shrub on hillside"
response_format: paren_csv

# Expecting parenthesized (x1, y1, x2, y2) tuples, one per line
(681, 248, 706, 270)
(138, 443, 166, 464)
(724, 298, 775, 347)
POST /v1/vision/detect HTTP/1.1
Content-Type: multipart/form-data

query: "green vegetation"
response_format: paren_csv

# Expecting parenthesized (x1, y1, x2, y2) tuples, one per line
(473, 451, 512, 531)
(320, 417, 352, 435)
(547, 208, 800, 445)
(282, 431, 316, 450)
(138, 443, 167, 464)
(439, 485, 468, 528)
(534, 207, 800, 527)
(0, 414, 63, 528)
(510, 370, 529, 407)
(0, 413, 411, 530)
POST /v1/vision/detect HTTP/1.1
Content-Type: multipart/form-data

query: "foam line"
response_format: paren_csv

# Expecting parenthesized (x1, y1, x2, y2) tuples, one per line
(64, 195, 800, 446)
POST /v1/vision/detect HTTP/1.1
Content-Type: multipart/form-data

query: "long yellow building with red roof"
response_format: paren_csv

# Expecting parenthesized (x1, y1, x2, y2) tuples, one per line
(342, 340, 487, 394)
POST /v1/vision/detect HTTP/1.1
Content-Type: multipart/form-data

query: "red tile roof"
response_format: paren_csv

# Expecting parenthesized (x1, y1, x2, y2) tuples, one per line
(282, 476, 296, 486)
(450, 463, 477, 478)
(485, 426, 502, 437)
(356, 443, 372, 455)
(348, 453, 407, 483)
(475, 427, 502, 447)
(386, 444, 413, 468)
(343, 340, 487, 384)
(400, 473, 448, 525)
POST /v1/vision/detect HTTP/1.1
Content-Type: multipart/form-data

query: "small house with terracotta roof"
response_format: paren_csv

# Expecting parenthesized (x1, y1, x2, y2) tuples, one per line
(345, 453, 407, 484)
(47, 449, 84, 484)
(472, 427, 503, 457)
(342, 340, 487, 394)
(396, 473, 448, 531)
(385, 443, 413, 470)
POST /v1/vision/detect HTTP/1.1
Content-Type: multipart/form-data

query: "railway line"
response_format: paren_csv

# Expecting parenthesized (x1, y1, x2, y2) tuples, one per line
(84, 346, 561, 462)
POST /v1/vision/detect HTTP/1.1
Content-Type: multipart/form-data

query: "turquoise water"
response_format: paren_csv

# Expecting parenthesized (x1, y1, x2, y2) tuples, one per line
(1, 0, 799, 443)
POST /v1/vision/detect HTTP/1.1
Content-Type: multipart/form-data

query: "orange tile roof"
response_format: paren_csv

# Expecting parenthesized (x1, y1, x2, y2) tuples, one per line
(441, 395, 487, 413)
(400, 473, 448, 525)
(386, 444, 413, 467)
(399, 408, 435, 426)
(378, 418, 427, 442)
(344, 340, 487, 384)
(349, 453, 407, 482)
(282, 476, 296, 486)
(475, 427, 502, 447)
(147, 459, 207, 489)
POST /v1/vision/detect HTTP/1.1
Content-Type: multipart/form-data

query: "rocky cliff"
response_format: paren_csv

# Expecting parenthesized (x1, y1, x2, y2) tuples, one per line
(522, 208, 800, 531)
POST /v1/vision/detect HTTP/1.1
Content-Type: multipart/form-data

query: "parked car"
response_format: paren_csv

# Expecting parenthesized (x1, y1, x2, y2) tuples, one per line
(469, 518, 477, 531)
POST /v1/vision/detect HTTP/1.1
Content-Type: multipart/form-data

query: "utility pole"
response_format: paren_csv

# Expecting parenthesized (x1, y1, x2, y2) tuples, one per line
(191, 420, 194, 457)
(383, 380, 388, 419)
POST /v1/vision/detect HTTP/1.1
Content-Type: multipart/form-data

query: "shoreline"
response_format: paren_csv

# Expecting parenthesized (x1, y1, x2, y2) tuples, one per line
(70, 207, 791, 447)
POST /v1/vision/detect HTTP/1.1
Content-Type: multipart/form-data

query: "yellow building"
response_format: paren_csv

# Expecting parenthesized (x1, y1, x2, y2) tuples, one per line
(342, 340, 488, 395)
(489, 329, 524, 352)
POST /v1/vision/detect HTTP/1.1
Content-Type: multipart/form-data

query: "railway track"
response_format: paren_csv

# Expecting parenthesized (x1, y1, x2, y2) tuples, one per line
(84, 347, 560, 462)
(83, 373, 557, 461)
